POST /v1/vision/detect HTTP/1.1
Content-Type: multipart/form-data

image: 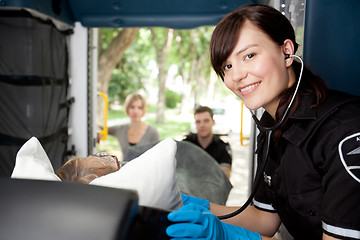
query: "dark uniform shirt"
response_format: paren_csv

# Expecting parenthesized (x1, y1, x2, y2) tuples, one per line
(254, 90, 360, 240)
(183, 133, 232, 167)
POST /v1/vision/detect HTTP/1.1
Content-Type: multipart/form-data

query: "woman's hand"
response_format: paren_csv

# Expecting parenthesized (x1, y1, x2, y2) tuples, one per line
(166, 203, 261, 240)
(180, 193, 210, 209)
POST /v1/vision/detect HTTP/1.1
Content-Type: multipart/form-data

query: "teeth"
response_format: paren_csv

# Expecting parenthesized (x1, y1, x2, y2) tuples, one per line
(240, 83, 259, 92)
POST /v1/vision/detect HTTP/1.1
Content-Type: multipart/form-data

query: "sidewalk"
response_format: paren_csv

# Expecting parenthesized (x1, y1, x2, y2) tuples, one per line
(221, 132, 251, 206)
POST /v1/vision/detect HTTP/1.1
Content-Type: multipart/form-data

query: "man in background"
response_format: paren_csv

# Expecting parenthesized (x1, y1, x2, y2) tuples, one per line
(183, 106, 232, 178)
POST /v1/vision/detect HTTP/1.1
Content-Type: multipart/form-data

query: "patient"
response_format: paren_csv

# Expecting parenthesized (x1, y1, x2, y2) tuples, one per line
(11, 136, 184, 210)
(55, 151, 122, 184)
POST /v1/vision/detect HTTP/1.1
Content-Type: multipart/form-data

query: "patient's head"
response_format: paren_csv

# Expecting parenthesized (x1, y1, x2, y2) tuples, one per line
(56, 152, 121, 184)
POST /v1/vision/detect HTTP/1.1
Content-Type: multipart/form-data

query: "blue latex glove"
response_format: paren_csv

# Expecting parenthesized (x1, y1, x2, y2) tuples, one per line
(167, 204, 261, 240)
(180, 193, 210, 209)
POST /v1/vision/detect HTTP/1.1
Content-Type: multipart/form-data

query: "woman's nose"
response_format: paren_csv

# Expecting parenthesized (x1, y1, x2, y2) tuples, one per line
(232, 67, 247, 82)
(227, 64, 247, 82)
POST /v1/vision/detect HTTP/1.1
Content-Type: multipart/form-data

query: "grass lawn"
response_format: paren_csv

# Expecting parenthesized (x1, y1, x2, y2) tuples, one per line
(107, 109, 127, 119)
(145, 116, 191, 140)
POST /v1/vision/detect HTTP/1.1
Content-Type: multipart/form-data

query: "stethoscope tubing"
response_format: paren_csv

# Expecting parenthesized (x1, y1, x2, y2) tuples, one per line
(217, 130, 272, 220)
(216, 55, 304, 220)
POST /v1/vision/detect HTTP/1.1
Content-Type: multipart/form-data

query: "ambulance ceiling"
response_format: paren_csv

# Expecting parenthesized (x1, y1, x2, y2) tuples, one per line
(1, 0, 264, 28)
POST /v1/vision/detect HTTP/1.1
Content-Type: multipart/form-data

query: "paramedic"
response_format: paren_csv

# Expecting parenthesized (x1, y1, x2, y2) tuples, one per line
(166, 4, 360, 240)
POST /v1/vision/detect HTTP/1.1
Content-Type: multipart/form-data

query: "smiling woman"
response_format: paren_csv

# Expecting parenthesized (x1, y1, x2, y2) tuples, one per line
(222, 25, 295, 117)
(166, 4, 360, 240)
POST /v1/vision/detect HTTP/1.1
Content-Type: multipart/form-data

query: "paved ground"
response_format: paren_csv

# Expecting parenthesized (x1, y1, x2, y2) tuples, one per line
(220, 132, 252, 206)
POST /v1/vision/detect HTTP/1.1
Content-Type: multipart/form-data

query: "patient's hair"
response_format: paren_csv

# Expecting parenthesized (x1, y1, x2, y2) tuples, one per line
(56, 156, 118, 184)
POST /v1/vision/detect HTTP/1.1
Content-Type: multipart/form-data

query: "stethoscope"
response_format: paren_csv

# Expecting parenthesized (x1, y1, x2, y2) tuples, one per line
(217, 55, 304, 220)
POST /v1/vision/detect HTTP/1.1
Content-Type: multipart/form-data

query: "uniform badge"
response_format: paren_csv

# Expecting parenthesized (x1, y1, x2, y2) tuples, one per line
(263, 172, 271, 186)
(338, 132, 360, 183)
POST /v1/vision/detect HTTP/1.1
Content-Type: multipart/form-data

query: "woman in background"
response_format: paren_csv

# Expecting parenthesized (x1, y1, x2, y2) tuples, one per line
(108, 92, 159, 157)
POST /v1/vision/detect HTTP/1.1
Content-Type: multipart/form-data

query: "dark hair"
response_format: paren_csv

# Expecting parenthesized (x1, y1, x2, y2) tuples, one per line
(210, 4, 298, 80)
(210, 4, 327, 142)
(194, 106, 214, 119)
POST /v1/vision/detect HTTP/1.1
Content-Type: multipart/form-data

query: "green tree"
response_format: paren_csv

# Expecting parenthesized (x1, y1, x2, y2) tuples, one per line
(98, 28, 140, 94)
(99, 26, 223, 124)
(97, 27, 140, 124)
(107, 28, 155, 104)
(169, 27, 215, 113)
(165, 89, 182, 108)
(150, 28, 174, 123)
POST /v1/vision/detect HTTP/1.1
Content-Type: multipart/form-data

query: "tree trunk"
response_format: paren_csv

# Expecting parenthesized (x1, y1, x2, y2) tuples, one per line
(98, 28, 140, 94)
(97, 28, 139, 127)
(150, 28, 174, 124)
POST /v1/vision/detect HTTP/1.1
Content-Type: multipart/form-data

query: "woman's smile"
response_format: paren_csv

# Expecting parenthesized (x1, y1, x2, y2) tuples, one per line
(239, 82, 261, 95)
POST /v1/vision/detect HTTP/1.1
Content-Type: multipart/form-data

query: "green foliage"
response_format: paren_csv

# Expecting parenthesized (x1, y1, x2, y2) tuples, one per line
(165, 89, 182, 108)
(104, 28, 154, 104)
(100, 28, 122, 50)
(101, 25, 227, 107)
(97, 25, 232, 154)
(168, 27, 216, 103)
(150, 28, 171, 49)
(295, 26, 304, 56)
(108, 68, 144, 103)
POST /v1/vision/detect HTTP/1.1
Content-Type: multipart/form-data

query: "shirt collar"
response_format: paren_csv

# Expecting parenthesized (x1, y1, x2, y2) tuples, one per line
(289, 92, 317, 120)
(259, 93, 317, 126)
(283, 93, 318, 146)
(258, 93, 318, 147)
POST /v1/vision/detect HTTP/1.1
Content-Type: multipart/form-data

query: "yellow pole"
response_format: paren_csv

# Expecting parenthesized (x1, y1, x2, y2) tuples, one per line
(98, 92, 108, 140)
(240, 101, 249, 146)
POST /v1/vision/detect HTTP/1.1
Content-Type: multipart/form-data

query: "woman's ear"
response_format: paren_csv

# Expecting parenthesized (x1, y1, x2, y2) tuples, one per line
(282, 39, 295, 67)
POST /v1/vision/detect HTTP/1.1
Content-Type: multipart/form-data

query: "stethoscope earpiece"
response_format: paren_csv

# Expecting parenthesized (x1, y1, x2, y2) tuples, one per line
(217, 54, 304, 220)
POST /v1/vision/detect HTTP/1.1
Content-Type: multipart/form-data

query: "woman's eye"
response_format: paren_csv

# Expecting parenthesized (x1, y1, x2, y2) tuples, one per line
(224, 64, 232, 71)
(245, 53, 255, 60)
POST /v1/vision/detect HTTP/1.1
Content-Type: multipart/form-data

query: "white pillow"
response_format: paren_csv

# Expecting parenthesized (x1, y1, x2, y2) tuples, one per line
(90, 137, 183, 210)
(11, 137, 183, 211)
(11, 137, 61, 181)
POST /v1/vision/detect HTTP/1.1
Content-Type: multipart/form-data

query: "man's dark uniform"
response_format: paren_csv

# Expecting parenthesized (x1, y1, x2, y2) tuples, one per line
(183, 133, 232, 167)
